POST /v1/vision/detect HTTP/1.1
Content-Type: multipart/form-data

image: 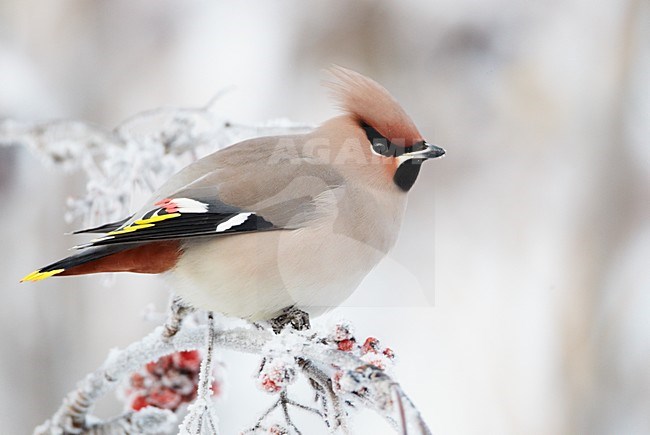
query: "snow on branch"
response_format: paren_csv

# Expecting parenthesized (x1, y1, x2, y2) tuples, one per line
(3, 97, 432, 434)
(0, 97, 312, 226)
(35, 312, 431, 434)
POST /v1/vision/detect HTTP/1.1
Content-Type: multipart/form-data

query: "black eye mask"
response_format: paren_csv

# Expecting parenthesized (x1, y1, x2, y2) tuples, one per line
(361, 123, 426, 157)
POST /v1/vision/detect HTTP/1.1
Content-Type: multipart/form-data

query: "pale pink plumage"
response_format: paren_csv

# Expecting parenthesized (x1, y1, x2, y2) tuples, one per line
(326, 66, 423, 147)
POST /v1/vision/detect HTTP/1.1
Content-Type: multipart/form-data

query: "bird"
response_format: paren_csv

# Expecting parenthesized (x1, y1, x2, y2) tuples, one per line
(21, 66, 445, 329)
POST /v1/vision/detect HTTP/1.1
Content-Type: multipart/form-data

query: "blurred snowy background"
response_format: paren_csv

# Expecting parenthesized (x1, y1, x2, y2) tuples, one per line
(1, 0, 648, 433)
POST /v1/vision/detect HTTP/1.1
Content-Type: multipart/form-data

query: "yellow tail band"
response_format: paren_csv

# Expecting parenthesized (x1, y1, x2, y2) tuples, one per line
(21, 269, 65, 282)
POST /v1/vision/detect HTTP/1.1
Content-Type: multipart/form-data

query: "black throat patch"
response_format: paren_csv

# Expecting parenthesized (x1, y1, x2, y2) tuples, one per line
(394, 159, 423, 192)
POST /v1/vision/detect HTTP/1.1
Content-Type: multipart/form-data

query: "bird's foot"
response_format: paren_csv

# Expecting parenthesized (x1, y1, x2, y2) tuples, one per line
(270, 306, 311, 334)
(162, 295, 196, 340)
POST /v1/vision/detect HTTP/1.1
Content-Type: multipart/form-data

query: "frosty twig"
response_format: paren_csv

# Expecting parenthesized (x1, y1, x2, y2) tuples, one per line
(178, 312, 220, 435)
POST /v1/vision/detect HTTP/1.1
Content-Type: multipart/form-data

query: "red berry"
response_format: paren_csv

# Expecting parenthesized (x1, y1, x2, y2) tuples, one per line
(268, 425, 289, 435)
(261, 376, 281, 393)
(383, 347, 395, 359)
(130, 372, 145, 389)
(160, 355, 173, 369)
(337, 339, 355, 351)
(173, 350, 202, 372)
(148, 386, 182, 410)
(362, 337, 380, 354)
(131, 395, 149, 411)
(146, 355, 172, 376)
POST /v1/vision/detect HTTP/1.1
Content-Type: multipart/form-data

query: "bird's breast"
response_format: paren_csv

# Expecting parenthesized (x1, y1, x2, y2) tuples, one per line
(166, 184, 407, 321)
(167, 215, 401, 320)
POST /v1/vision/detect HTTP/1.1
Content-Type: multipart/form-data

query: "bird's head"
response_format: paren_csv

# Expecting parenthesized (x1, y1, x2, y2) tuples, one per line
(322, 66, 445, 192)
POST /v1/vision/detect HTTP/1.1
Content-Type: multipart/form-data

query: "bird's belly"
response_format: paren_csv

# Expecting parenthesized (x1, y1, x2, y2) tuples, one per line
(166, 226, 388, 321)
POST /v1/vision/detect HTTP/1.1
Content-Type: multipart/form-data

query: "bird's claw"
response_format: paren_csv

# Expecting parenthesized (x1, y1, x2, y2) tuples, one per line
(162, 295, 195, 340)
(270, 306, 311, 334)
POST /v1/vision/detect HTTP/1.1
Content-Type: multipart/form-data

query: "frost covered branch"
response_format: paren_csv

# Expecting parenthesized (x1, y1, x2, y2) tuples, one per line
(0, 97, 312, 227)
(178, 312, 219, 435)
(35, 314, 431, 434)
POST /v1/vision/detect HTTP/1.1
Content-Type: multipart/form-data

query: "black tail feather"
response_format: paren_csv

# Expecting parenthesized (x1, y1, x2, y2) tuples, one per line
(37, 245, 133, 273)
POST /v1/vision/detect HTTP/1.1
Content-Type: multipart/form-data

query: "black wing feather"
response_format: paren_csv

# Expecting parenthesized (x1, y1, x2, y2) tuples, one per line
(74, 197, 277, 249)
(86, 213, 274, 247)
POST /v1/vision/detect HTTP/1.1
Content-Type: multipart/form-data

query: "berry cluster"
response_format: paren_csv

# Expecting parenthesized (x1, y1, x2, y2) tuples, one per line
(120, 350, 221, 412)
(257, 358, 297, 394)
(330, 323, 395, 370)
(329, 322, 396, 399)
(266, 424, 289, 434)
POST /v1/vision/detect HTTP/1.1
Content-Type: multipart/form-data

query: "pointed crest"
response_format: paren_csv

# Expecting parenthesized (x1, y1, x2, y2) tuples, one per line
(325, 66, 422, 147)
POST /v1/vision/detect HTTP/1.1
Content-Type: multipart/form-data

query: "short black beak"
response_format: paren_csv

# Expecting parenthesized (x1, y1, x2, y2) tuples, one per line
(422, 142, 445, 159)
(404, 141, 446, 160)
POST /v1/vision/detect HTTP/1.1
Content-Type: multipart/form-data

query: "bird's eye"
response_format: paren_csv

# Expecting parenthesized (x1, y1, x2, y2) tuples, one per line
(373, 140, 389, 155)
(362, 123, 395, 157)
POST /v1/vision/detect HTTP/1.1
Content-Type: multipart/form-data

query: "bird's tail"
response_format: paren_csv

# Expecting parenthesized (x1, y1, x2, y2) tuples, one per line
(20, 241, 181, 282)
(21, 245, 132, 282)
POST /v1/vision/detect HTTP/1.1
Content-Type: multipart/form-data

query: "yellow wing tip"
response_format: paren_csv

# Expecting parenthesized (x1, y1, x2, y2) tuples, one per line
(20, 269, 65, 283)
(105, 213, 181, 236)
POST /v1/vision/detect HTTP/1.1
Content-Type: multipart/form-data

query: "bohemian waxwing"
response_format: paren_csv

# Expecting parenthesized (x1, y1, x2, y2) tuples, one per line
(22, 66, 445, 325)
